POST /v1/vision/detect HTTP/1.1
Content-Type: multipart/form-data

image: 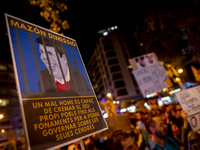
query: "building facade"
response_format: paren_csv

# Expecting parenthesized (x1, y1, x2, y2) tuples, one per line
(86, 27, 143, 102)
(0, 60, 23, 134)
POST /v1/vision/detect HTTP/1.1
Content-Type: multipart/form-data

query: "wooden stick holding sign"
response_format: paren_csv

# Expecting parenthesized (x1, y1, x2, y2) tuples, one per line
(79, 140, 85, 150)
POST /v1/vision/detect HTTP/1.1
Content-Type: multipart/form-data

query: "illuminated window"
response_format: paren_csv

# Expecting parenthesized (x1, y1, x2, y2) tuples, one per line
(0, 99, 9, 106)
(0, 65, 7, 71)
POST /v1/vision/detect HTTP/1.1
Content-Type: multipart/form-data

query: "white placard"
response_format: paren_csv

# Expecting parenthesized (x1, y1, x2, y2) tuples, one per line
(187, 113, 200, 131)
(175, 85, 200, 117)
(132, 62, 169, 97)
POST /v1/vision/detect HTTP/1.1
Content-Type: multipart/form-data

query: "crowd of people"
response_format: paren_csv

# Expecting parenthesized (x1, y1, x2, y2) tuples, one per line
(60, 103, 200, 150)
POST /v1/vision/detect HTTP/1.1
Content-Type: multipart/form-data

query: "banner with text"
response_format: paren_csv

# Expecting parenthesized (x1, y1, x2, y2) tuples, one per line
(5, 14, 107, 150)
(132, 62, 169, 97)
(176, 85, 200, 131)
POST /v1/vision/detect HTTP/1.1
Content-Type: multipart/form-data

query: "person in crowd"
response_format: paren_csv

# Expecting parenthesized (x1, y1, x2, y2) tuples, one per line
(171, 110, 188, 150)
(136, 111, 146, 123)
(113, 130, 139, 150)
(173, 104, 184, 131)
(145, 116, 180, 150)
(188, 130, 200, 150)
(67, 141, 81, 150)
(130, 113, 137, 127)
(135, 111, 149, 149)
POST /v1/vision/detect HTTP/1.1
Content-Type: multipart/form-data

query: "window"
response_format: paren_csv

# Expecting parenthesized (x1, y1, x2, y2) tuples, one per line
(9, 82, 16, 89)
(111, 89, 114, 94)
(0, 90, 8, 95)
(101, 54, 106, 64)
(112, 73, 123, 80)
(95, 85, 104, 93)
(99, 47, 102, 52)
(95, 67, 99, 73)
(102, 38, 112, 44)
(95, 73, 101, 80)
(106, 51, 116, 58)
(1, 121, 10, 126)
(108, 58, 119, 65)
(136, 88, 140, 94)
(106, 72, 110, 80)
(104, 66, 108, 72)
(122, 46, 126, 51)
(104, 45, 114, 51)
(114, 81, 125, 88)
(0, 99, 9, 106)
(89, 61, 97, 72)
(99, 85, 104, 93)
(119, 39, 123, 44)
(117, 88, 128, 96)
(110, 66, 121, 73)
(0, 82, 7, 87)
(0, 74, 7, 79)
(0, 65, 7, 71)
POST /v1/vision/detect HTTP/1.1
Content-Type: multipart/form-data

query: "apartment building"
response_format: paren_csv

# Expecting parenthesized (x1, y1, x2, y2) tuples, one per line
(86, 26, 143, 102)
(0, 60, 23, 136)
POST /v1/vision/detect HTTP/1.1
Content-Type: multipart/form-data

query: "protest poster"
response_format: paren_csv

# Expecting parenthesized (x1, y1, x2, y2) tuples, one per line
(129, 53, 171, 97)
(5, 14, 108, 150)
(132, 62, 169, 97)
(129, 52, 159, 70)
(176, 85, 200, 131)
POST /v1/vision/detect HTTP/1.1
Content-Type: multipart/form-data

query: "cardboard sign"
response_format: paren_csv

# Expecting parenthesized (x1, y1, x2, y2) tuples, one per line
(96, 115, 131, 137)
(129, 52, 159, 70)
(132, 62, 169, 97)
(176, 85, 200, 131)
(175, 85, 200, 117)
(5, 14, 107, 150)
(187, 113, 200, 131)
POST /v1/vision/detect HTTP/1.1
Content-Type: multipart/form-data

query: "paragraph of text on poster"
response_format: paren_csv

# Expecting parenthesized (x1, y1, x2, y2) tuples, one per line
(31, 98, 100, 141)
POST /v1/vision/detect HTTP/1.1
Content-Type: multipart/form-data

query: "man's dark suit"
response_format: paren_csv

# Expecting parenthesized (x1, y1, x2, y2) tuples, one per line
(39, 69, 91, 95)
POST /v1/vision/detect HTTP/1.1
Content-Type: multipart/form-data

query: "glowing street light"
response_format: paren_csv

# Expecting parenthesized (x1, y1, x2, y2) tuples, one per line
(0, 114, 3, 119)
(175, 77, 181, 82)
(178, 68, 183, 74)
(107, 93, 112, 98)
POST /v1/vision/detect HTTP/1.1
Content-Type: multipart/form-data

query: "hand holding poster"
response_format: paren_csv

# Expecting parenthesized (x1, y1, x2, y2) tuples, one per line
(176, 85, 200, 131)
(5, 14, 107, 150)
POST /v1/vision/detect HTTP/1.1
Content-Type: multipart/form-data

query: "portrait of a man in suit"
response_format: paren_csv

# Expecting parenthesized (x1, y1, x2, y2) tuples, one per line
(36, 37, 91, 94)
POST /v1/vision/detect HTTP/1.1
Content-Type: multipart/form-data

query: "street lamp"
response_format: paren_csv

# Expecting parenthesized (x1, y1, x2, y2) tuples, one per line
(177, 68, 186, 89)
(175, 77, 181, 82)
(107, 93, 112, 98)
(178, 69, 183, 74)
(107, 93, 113, 101)
(0, 114, 4, 148)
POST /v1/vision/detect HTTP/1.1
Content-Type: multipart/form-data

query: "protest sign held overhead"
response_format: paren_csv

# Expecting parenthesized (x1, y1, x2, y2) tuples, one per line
(5, 14, 107, 150)
(176, 85, 200, 131)
(129, 53, 170, 97)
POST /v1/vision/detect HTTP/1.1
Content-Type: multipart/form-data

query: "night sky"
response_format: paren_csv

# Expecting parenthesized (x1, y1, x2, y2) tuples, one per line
(0, 0, 189, 65)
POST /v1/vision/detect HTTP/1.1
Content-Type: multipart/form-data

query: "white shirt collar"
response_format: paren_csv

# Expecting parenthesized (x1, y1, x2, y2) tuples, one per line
(55, 67, 70, 84)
